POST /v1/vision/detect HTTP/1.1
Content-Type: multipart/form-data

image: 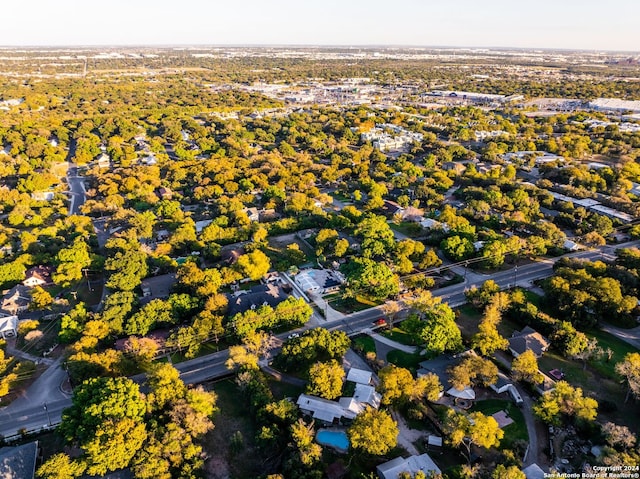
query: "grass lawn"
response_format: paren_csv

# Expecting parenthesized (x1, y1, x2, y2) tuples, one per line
(470, 399, 528, 450)
(587, 329, 638, 379)
(325, 293, 376, 314)
(203, 379, 263, 479)
(538, 349, 640, 433)
(386, 350, 424, 375)
(268, 379, 305, 400)
(389, 221, 423, 238)
(76, 278, 104, 306)
(380, 327, 420, 346)
(353, 335, 377, 355)
(455, 305, 482, 340)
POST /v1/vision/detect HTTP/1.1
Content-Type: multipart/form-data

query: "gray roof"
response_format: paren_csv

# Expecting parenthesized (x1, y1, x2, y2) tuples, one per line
(509, 327, 549, 357)
(0, 441, 38, 479)
(346, 368, 373, 385)
(522, 463, 546, 479)
(417, 354, 459, 386)
(227, 283, 289, 316)
(377, 453, 441, 479)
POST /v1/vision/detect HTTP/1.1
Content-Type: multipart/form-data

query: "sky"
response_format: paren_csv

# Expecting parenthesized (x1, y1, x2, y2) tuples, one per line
(1, 0, 639, 52)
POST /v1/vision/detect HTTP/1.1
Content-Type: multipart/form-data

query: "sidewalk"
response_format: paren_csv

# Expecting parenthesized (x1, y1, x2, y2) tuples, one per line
(5, 339, 54, 366)
(366, 331, 417, 354)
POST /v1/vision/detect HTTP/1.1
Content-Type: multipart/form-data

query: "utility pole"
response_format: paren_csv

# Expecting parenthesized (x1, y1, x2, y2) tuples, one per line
(43, 402, 51, 426)
(513, 264, 518, 289)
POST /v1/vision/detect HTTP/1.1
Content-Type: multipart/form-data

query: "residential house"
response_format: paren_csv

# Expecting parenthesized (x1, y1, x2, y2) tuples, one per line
(0, 440, 38, 479)
(157, 187, 173, 200)
(376, 453, 441, 479)
(352, 384, 382, 409)
(563, 239, 580, 251)
(0, 315, 18, 339)
(31, 191, 55, 202)
(382, 200, 404, 217)
(139, 274, 176, 304)
(346, 367, 373, 386)
(227, 283, 290, 316)
(296, 394, 358, 423)
(221, 246, 244, 265)
(295, 269, 345, 295)
(441, 162, 466, 175)
(96, 153, 111, 169)
(1, 285, 31, 315)
(23, 265, 54, 288)
(244, 207, 260, 222)
(522, 463, 546, 479)
(508, 326, 549, 358)
(297, 385, 382, 425)
(401, 206, 424, 222)
(417, 351, 478, 400)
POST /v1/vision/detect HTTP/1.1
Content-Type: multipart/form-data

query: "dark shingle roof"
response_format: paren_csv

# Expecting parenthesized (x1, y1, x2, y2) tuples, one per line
(0, 441, 38, 479)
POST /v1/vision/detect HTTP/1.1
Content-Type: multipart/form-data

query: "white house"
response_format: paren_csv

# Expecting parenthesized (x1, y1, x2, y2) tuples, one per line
(377, 453, 441, 479)
(346, 367, 373, 385)
(0, 315, 18, 338)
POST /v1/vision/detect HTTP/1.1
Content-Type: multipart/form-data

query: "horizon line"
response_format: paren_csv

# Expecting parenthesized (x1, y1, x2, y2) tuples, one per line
(0, 43, 638, 55)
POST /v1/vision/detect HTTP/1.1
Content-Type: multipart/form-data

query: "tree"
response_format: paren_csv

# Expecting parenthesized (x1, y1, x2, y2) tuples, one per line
(348, 408, 398, 455)
(306, 360, 345, 400)
(83, 417, 147, 476)
(601, 422, 637, 450)
(472, 303, 508, 356)
(378, 364, 442, 406)
(551, 321, 589, 358)
(465, 280, 500, 309)
(380, 301, 402, 329)
(445, 410, 503, 464)
(290, 419, 323, 466)
(533, 381, 598, 425)
(344, 257, 399, 301)
(511, 350, 544, 385)
(277, 328, 350, 371)
(53, 237, 91, 287)
(125, 298, 175, 336)
(615, 352, 640, 403)
(440, 235, 474, 261)
(36, 453, 86, 479)
(354, 214, 396, 258)
(105, 249, 148, 291)
(449, 356, 498, 390)
(408, 293, 462, 355)
(30, 286, 53, 310)
(60, 377, 146, 444)
(235, 250, 271, 280)
(492, 464, 526, 479)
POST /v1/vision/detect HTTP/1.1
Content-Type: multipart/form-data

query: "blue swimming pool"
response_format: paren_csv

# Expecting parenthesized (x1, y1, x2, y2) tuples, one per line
(316, 429, 349, 452)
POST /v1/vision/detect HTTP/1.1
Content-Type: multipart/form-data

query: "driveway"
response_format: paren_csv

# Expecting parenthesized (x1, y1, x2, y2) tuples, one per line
(494, 351, 545, 468)
(367, 331, 417, 354)
(601, 323, 640, 350)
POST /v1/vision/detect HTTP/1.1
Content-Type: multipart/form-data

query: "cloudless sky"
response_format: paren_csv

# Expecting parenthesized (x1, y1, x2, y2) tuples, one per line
(2, 0, 638, 51)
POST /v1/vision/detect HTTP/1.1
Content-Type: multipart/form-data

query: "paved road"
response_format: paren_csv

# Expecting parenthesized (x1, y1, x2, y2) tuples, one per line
(601, 324, 640, 350)
(67, 165, 86, 216)
(3, 240, 638, 439)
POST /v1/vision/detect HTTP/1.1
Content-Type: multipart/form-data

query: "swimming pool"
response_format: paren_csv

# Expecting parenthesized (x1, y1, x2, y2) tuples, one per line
(316, 429, 349, 452)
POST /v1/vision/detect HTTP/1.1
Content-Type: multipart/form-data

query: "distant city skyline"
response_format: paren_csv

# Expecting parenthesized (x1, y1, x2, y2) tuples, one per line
(2, 0, 639, 52)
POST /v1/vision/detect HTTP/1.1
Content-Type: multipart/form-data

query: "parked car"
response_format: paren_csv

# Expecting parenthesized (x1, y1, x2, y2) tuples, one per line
(373, 318, 386, 326)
